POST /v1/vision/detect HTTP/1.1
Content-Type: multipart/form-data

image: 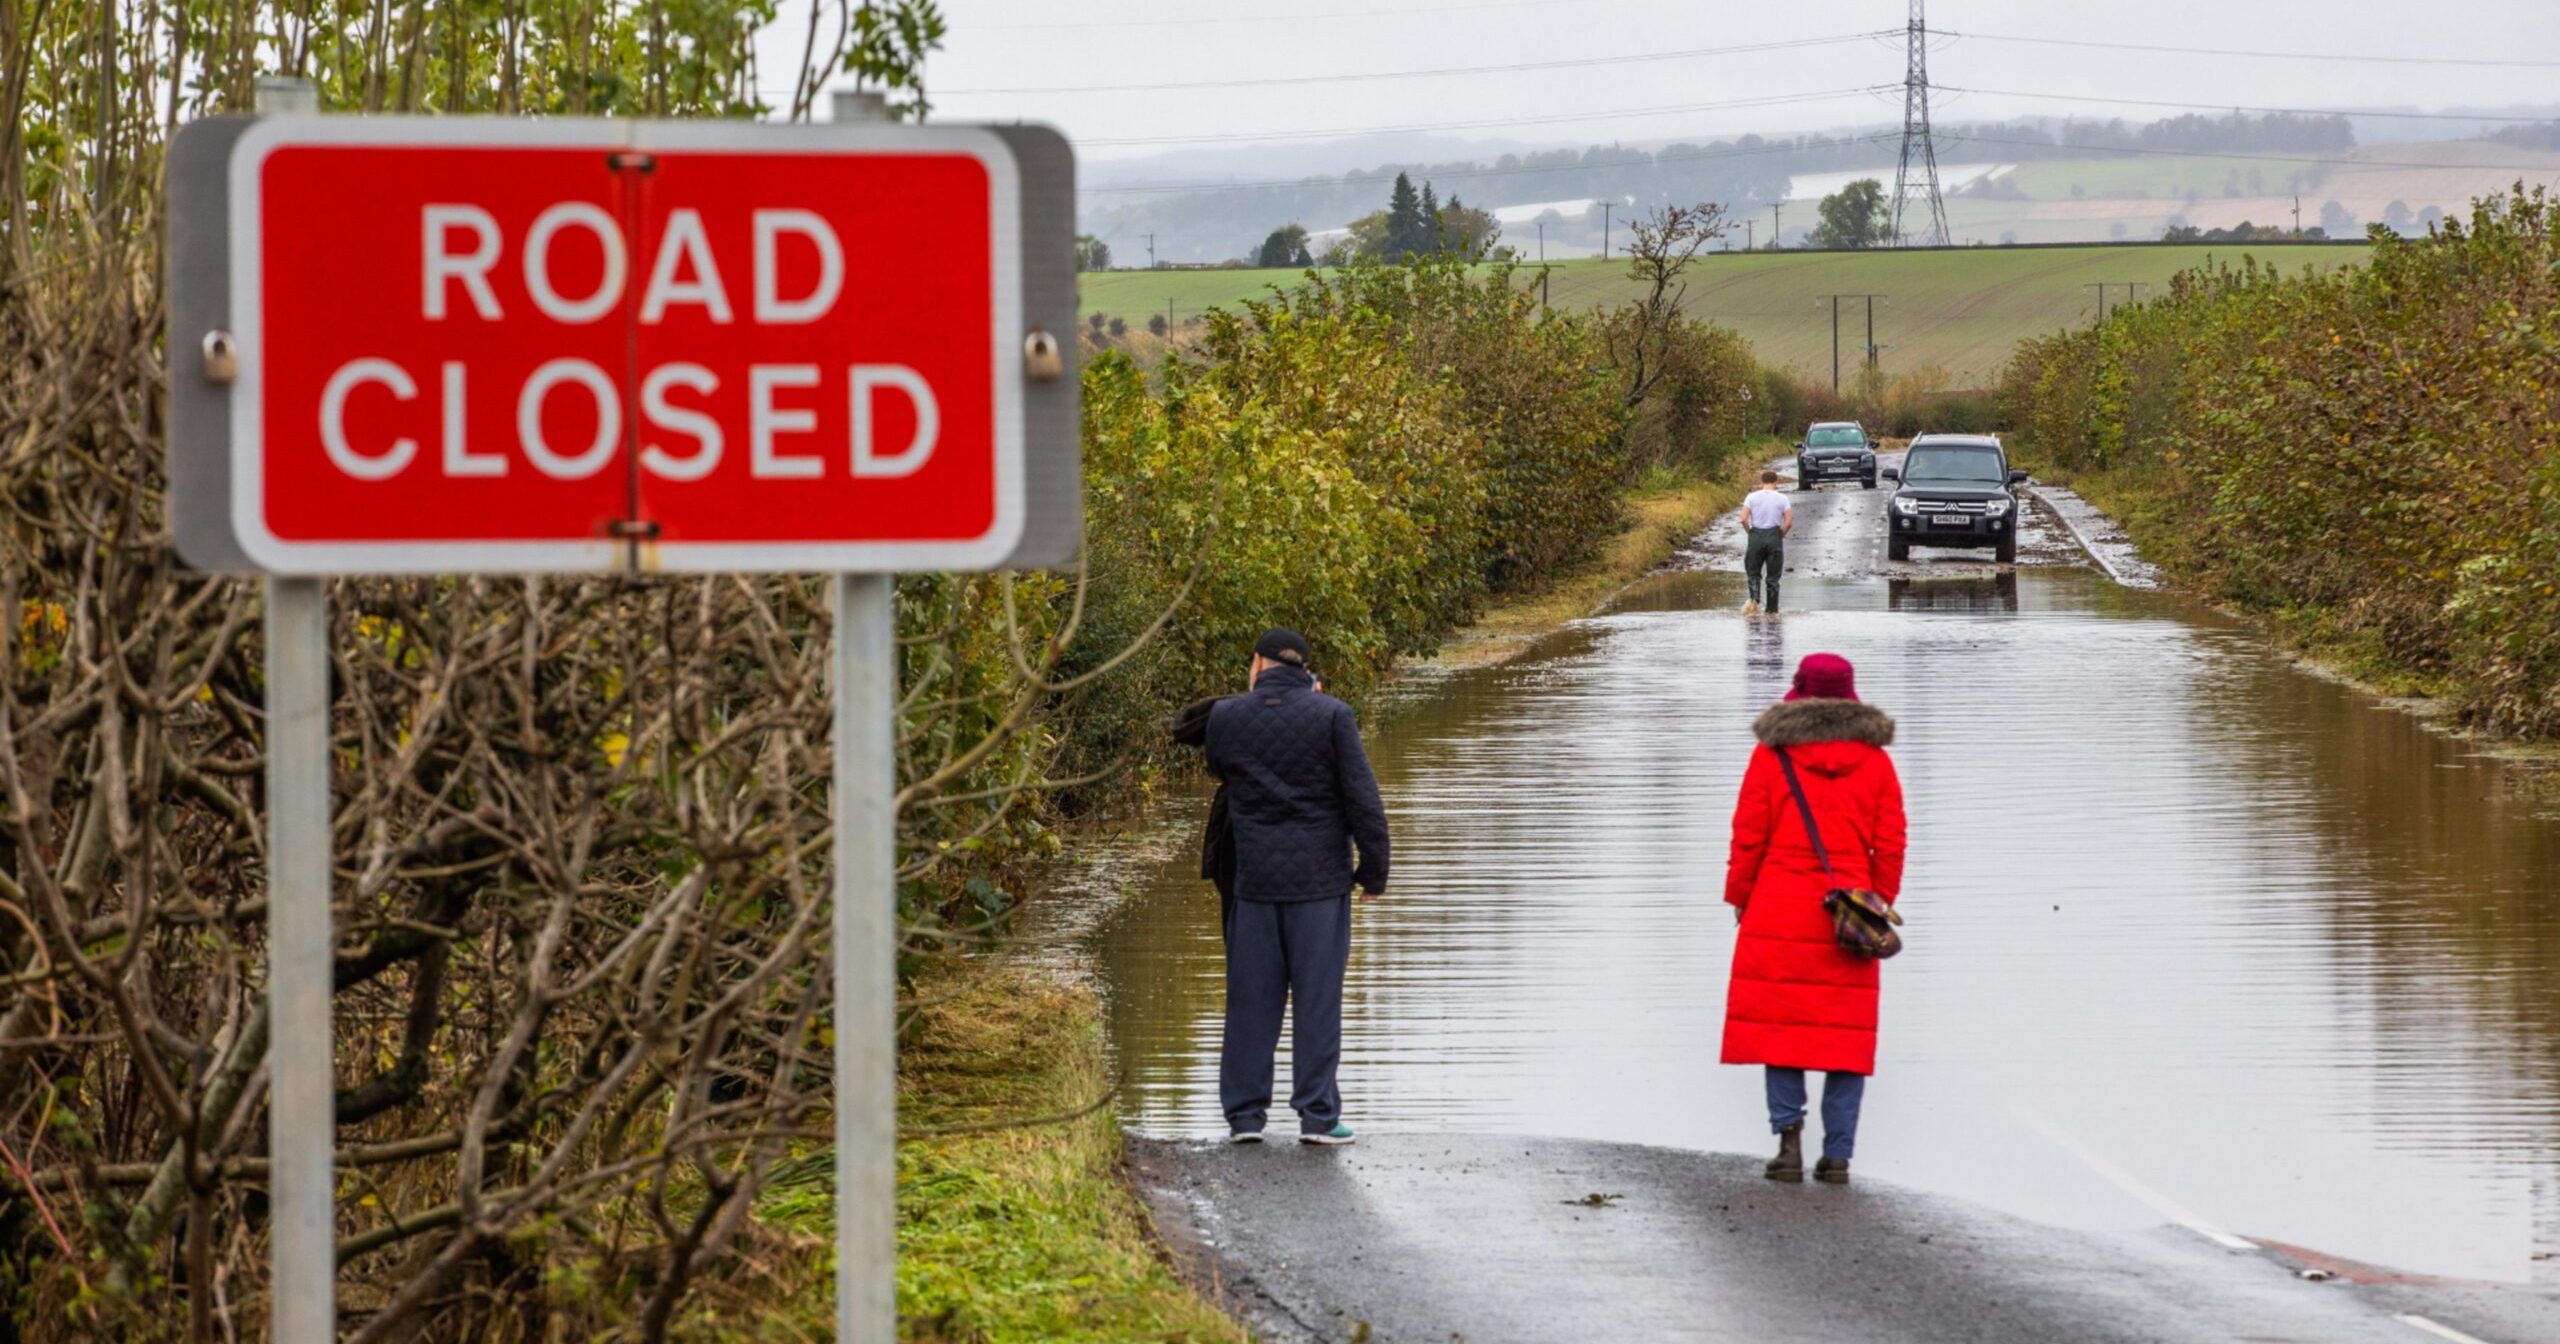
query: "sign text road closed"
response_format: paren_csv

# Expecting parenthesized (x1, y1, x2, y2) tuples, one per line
(168, 118, 1079, 574)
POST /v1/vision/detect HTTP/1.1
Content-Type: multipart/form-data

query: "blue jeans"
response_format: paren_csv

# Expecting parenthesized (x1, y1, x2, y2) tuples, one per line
(1766, 1067, 1866, 1160)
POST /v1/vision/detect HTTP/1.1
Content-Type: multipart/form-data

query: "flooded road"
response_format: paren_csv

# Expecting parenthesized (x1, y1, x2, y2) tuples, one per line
(1090, 472, 2560, 1285)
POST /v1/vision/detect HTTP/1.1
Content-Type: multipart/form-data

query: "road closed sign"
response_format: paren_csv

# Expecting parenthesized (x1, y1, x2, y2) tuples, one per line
(167, 117, 1079, 574)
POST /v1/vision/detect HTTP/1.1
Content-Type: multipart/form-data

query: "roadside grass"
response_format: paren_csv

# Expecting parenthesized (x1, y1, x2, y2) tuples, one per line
(756, 966, 1241, 1344)
(1423, 443, 1777, 672)
(1080, 244, 2367, 389)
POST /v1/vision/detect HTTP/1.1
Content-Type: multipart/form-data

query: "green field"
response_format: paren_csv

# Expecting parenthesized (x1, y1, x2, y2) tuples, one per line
(1078, 243, 2368, 387)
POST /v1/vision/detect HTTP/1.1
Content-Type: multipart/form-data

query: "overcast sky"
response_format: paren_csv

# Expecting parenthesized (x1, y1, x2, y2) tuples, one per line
(756, 0, 2560, 163)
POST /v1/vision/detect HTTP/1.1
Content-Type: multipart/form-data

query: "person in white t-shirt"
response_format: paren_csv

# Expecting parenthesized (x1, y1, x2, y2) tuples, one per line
(1738, 470, 1794, 614)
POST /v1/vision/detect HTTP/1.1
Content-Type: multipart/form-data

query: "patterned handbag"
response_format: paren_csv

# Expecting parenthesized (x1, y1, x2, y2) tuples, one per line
(1774, 746, 1905, 961)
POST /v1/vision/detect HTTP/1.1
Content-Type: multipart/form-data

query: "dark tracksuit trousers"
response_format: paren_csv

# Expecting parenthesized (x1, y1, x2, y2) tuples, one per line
(1744, 526, 1786, 610)
(1219, 895, 1351, 1135)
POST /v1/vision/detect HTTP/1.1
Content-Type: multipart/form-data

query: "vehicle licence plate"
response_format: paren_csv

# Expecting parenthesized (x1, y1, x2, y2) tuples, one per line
(1930, 514, 1969, 529)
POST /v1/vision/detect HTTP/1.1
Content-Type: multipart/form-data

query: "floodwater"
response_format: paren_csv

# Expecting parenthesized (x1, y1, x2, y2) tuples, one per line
(1087, 485, 2560, 1284)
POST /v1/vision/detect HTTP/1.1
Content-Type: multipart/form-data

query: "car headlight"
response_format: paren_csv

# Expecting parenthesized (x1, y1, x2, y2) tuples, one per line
(1892, 496, 1917, 515)
(1983, 497, 2012, 516)
(1860, 451, 1875, 462)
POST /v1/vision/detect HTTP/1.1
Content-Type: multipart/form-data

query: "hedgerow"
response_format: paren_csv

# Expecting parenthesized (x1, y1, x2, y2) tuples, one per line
(1998, 188, 2560, 737)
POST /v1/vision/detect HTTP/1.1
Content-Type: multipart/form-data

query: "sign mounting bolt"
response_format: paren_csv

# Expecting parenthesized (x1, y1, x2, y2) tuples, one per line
(201, 330, 238, 384)
(1023, 327, 1063, 382)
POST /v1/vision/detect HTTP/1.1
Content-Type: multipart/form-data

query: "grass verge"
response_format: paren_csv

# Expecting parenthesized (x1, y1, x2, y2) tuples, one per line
(750, 966, 1241, 1344)
(1424, 444, 1777, 671)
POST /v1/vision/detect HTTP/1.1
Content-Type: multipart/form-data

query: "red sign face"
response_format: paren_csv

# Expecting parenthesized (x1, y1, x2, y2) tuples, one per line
(228, 120, 1023, 571)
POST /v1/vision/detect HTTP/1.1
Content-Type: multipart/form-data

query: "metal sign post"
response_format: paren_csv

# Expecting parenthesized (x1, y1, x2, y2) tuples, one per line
(829, 88, 899, 1344)
(250, 78, 339, 1344)
(167, 84, 1079, 1342)
(832, 572, 897, 1340)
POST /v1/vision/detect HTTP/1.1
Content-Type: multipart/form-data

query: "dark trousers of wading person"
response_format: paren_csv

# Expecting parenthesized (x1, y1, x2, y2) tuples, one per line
(1205, 648, 1390, 1140)
(1220, 897, 1352, 1134)
(1745, 526, 1785, 612)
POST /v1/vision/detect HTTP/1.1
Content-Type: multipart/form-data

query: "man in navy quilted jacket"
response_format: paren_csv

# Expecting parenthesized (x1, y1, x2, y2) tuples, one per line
(1205, 628, 1391, 1145)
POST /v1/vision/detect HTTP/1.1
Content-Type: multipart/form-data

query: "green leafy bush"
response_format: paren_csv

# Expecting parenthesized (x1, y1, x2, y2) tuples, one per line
(1230, 256, 1633, 591)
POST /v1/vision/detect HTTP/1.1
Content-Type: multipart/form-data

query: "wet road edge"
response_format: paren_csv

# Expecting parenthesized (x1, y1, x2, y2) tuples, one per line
(1125, 1133, 2558, 1344)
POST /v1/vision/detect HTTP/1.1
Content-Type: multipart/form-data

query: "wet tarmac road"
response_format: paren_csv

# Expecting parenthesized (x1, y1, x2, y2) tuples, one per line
(1093, 459, 2560, 1339)
(1134, 1134, 2555, 1344)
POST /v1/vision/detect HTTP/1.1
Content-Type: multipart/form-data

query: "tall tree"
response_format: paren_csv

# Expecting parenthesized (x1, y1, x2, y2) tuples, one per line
(1076, 234, 1112, 271)
(1384, 173, 1426, 260)
(1810, 178, 1890, 248)
(1335, 210, 1389, 265)
(1436, 196, 1501, 259)
(1255, 223, 1314, 269)
(1612, 203, 1731, 406)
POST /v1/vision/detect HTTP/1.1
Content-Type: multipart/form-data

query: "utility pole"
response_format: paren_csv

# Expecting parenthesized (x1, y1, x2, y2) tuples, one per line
(1771, 201, 1784, 250)
(1820, 293, 1887, 388)
(1743, 218, 1755, 251)
(1167, 297, 1176, 332)
(2084, 282, 2150, 326)
(1600, 201, 1613, 260)
(1537, 220, 1545, 262)
(1144, 232, 1156, 269)
(2293, 195, 2302, 235)
(1891, 0, 1951, 246)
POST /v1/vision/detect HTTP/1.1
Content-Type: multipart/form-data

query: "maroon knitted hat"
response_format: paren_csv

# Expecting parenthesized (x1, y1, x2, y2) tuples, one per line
(1785, 652, 1859, 702)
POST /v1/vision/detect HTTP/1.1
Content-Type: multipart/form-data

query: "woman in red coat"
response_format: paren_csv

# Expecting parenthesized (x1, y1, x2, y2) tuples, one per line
(1722, 653, 1906, 1185)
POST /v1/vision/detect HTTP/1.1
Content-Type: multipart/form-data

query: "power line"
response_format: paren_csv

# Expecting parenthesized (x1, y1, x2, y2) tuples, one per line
(1083, 131, 1898, 195)
(937, 30, 1893, 95)
(1083, 125, 2554, 202)
(957, 0, 1582, 32)
(1079, 86, 1884, 148)
(1938, 28, 2560, 70)
(1938, 85, 2560, 125)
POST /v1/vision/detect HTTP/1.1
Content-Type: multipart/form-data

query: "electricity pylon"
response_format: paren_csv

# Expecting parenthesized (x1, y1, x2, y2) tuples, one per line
(1891, 0, 1951, 247)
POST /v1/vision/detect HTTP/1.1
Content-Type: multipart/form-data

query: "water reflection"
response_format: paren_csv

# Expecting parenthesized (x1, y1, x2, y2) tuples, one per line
(1090, 567, 2560, 1283)
(1887, 571, 2019, 613)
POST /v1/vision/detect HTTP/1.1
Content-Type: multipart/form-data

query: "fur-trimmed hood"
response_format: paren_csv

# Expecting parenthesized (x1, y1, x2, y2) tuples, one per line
(1753, 698, 1896, 749)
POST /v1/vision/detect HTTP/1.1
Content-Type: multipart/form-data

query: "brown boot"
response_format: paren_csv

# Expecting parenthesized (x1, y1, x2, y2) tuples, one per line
(1814, 1156, 1850, 1185)
(1764, 1124, 1805, 1183)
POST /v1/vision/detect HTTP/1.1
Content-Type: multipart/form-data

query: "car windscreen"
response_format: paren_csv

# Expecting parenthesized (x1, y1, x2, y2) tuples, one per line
(1901, 445, 2005, 484)
(1806, 426, 1865, 448)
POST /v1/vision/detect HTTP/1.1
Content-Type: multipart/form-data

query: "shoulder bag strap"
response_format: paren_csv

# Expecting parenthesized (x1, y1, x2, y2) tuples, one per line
(1773, 746, 1841, 889)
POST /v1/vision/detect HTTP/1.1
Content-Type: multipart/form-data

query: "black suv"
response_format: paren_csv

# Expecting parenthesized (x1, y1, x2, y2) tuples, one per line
(1883, 434, 2031, 563)
(1795, 421, 1877, 490)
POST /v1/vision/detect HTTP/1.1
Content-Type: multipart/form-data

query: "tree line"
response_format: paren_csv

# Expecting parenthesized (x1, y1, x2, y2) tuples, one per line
(1077, 112, 2364, 264)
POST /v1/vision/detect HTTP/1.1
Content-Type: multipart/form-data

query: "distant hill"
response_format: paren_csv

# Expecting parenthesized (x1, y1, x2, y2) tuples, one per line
(1080, 111, 2560, 263)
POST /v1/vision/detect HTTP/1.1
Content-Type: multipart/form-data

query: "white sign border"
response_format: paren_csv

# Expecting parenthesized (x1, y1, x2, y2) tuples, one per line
(225, 115, 1027, 575)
